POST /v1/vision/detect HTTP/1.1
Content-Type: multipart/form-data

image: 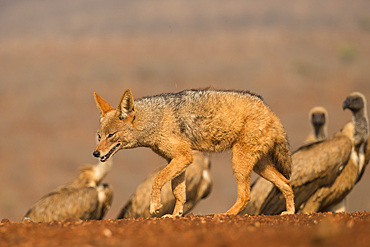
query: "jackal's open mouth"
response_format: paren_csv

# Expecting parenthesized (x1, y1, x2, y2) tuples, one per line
(100, 143, 121, 162)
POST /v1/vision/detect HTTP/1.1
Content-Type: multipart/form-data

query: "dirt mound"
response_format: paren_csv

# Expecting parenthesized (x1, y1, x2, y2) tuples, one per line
(1, 212, 369, 247)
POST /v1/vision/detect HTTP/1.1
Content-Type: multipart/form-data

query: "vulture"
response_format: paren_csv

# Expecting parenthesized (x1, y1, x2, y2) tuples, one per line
(305, 106, 329, 143)
(23, 159, 113, 222)
(117, 151, 212, 219)
(240, 92, 368, 215)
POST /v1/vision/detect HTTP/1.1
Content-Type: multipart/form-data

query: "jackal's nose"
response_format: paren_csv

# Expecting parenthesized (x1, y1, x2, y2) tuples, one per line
(93, 151, 100, 158)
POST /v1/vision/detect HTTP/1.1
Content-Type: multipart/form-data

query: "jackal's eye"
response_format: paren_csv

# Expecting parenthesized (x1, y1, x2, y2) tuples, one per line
(107, 132, 116, 139)
(97, 133, 101, 141)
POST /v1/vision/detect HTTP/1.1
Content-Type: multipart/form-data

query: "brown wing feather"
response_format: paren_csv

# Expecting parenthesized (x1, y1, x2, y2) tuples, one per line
(291, 135, 352, 187)
(302, 157, 358, 212)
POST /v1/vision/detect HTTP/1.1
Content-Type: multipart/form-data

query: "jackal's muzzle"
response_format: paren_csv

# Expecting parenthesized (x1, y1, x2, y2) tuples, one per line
(94, 143, 121, 162)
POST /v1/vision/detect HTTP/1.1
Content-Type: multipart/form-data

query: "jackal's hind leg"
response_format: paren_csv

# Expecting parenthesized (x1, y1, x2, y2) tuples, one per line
(254, 157, 295, 215)
(225, 145, 255, 215)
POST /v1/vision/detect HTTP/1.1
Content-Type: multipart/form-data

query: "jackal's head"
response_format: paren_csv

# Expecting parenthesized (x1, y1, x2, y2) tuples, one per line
(93, 89, 137, 162)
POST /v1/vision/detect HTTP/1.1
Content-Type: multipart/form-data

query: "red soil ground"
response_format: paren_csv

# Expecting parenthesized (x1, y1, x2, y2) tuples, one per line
(1, 212, 369, 247)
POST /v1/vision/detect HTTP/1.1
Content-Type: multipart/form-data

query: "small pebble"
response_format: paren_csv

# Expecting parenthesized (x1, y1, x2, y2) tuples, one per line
(103, 228, 112, 237)
(1, 219, 10, 223)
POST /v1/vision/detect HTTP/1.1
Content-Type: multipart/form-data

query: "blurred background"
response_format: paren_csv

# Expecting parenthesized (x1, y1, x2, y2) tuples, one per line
(0, 0, 369, 221)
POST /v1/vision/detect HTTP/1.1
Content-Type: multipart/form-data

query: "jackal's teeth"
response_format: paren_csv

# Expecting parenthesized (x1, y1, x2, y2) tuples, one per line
(100, 143, 121, 162)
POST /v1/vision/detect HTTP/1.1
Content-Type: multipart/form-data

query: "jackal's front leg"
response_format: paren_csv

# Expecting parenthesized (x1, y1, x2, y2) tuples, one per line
(150, 153, 192, 216)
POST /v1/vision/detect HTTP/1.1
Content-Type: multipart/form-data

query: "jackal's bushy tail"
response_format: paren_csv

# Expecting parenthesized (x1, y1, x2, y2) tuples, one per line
(271, 136, 292, 179)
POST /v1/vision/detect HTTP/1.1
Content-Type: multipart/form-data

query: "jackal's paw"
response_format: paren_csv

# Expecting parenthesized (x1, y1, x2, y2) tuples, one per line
(162, 214, 174, 218)
(280, 210, 294, 215)
(150, 202, 162, 215)
(162, 213, 183, 218)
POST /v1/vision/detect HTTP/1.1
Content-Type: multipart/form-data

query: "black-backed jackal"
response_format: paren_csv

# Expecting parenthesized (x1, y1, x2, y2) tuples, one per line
(93, 88, 295, 216)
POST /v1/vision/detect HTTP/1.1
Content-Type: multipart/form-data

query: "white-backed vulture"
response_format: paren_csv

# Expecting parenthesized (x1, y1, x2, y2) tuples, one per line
(24, 160, 113, 222)
(117, 151, 212, 219)
(301, 92, 368, 212)
(305, 106, 329, 143)
(241, 92, 368, 215)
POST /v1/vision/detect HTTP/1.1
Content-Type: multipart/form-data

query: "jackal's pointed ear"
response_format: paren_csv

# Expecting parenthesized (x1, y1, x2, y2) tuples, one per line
(117, 89, 135, 120)
(94, 92, 115, 117)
